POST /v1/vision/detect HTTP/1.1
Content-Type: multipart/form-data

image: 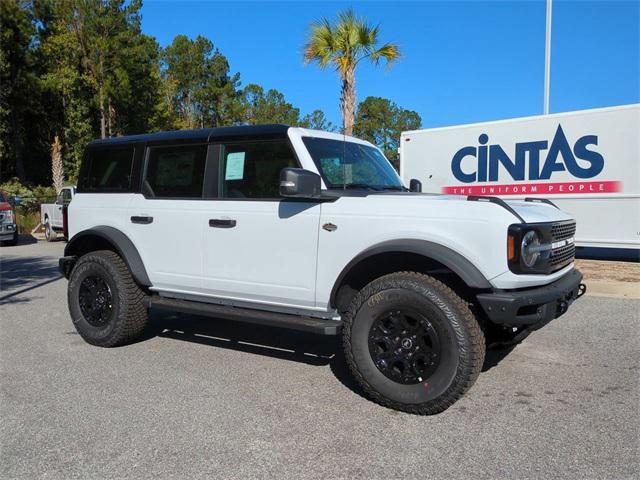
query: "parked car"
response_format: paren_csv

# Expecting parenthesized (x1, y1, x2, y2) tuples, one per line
(59, 125, 585, 414)
(0, 191, 18, 246)
(41, 186, 75, 241)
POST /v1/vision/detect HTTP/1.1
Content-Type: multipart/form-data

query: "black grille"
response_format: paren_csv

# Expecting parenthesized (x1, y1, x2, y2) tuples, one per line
(550, 220, 576, 271)
(550, 243, 575, 269)
(551, 220, 576, 242)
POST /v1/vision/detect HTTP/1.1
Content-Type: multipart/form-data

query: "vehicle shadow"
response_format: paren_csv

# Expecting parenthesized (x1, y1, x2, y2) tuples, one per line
(147, 310, 339, 366)
(0, 255, 62, 303)
(143, 310, 522, 393)
(16, 234, 39, 245)
(145, 310, 362, 394)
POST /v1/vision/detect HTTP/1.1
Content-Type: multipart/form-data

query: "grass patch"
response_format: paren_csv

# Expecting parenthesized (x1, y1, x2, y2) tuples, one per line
(16, 211, 41, 234)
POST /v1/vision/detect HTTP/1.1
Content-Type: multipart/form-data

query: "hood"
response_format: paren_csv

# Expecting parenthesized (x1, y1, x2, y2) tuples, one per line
(378, 192, 573, 224)
(0, 202, 12, 211)
(502, 199, 573, 223)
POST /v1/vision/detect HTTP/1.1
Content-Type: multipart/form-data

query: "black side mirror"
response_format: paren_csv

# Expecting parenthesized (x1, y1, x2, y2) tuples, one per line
(409, 179, 422, 193)
(280, 168, 322, 198)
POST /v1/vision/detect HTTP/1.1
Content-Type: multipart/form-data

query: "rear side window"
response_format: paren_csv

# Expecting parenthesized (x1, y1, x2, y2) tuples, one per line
(80, 147, 135, 192)
(220, 140, 297, 199)
(143, 145, 207, 198)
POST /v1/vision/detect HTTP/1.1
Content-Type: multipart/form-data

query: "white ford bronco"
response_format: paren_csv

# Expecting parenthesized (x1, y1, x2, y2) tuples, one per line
(60, 125, 585, 414)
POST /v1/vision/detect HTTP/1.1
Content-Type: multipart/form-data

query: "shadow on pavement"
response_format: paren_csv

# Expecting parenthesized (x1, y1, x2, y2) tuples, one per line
(0, 255, 62, 303)
(148, 310, 339, 366)
(143, 310, 523, 395)
(145, 310, 362, 395)
(16, 234, 39, 245)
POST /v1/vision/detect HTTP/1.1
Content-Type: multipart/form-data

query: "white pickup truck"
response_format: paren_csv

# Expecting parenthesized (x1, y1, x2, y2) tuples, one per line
(59, 125, 585, 414)
(41, 186, 75, 241)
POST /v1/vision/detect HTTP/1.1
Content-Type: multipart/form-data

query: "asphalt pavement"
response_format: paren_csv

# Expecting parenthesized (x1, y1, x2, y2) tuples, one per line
(1, 238, 638, 479)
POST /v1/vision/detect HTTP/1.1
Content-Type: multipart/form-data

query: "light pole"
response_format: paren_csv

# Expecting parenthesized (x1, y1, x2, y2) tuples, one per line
(544, 0, 552, 114)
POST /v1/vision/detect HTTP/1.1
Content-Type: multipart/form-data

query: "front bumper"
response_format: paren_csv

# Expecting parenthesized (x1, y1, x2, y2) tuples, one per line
(477, 269, 585, 326)
(0, 223, 17, 240)
(59, 256, 77, 278)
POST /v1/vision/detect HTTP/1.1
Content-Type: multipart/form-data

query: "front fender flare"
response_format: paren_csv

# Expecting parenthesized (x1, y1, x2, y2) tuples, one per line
(64, 226, 151, 287)
(330, 239, 491, 307)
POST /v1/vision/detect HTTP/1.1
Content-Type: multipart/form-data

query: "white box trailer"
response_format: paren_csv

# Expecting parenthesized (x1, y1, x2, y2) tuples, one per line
(399, 104, 640, 251)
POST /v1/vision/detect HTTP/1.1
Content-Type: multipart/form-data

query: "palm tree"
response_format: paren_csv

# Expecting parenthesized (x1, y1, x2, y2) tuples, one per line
(303, 10, 400, 135)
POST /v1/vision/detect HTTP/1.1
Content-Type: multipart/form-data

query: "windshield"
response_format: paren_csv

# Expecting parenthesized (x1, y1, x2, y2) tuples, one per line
(302, 137, 403, 190)
(0, 192, 6, 203)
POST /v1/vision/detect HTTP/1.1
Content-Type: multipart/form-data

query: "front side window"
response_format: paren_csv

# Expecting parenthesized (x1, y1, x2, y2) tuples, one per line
(302, 137, 402, 190)
(81, 147, 134, 192)
(220, 140, 297, 199)
(144, 145, 207, 198)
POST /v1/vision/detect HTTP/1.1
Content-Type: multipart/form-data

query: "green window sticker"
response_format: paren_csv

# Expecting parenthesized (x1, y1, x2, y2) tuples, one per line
(225, 152, 246, 180)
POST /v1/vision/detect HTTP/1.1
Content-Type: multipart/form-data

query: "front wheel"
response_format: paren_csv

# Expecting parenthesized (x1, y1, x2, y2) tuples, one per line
(68, 250, 149, 347)
(342, 272, 485, 415)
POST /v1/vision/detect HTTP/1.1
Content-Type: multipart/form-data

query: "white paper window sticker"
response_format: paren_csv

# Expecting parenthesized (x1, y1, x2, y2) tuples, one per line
(225, 152, 245, 180)
(343, 164, 353, 184)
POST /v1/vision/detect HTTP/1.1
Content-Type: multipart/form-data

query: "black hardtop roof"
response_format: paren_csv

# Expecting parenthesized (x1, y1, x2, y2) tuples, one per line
(87, 124, 291, 147)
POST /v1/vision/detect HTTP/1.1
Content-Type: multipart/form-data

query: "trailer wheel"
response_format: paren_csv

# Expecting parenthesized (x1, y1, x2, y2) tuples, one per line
(342, 271, 485, 415)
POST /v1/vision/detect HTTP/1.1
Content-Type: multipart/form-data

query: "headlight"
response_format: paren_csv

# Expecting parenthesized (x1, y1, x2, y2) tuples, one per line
(521, 230, 541, 268)
(1, 210, 13, 223)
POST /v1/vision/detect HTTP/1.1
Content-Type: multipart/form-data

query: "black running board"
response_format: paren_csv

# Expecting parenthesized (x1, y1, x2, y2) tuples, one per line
(147, 296, 342, 335)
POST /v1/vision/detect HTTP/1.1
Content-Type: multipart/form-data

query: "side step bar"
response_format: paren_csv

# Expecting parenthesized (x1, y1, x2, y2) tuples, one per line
(147, 296, 342, 335)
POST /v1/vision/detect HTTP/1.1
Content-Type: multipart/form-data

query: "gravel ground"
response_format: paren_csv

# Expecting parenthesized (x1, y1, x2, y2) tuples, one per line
(1, 239, 639, 480)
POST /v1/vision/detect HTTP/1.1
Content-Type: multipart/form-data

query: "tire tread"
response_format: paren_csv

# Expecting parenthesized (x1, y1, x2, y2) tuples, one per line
(342, 271, 485, 415)
(69, 250, 148, 347)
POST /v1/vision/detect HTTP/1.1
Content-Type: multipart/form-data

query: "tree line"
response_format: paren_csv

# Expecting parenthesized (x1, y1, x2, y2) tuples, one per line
(0, 1, 421, 188)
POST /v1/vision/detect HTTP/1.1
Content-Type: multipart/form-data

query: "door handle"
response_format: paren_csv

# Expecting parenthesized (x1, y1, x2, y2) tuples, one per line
(131, 216, 153, 224)
(209, 218, 236, 228)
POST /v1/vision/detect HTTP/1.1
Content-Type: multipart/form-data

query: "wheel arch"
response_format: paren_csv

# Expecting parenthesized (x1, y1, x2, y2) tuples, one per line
(64, 226, 151, 287)
(330, 239, 491, 312)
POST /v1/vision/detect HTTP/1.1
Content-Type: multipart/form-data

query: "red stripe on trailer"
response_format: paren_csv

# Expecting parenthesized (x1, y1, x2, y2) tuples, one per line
(442, 180, 622, 196)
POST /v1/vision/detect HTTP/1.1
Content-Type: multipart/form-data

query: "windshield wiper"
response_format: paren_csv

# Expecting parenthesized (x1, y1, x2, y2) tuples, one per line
(379, 185, 410, 192)
(339, 183, 381, 191)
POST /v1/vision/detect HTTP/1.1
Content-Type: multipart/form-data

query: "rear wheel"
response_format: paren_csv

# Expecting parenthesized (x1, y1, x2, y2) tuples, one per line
(44, 219, 56, 242)
(342, 271, 485, 415)
(68, 250, 148, 347)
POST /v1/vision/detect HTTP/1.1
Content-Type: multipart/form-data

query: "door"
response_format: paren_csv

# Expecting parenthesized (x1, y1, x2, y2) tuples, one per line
(202, 139, 321, 309)
(52, 188, 72, 228)
(128, 143, 210, 292)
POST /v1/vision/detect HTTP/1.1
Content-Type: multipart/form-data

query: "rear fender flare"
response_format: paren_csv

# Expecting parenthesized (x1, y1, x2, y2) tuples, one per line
(64, 226, 151, 287)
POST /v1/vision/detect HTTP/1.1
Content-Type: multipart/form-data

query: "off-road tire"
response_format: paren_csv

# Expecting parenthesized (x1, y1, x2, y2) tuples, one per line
(68, 250, 148, 347)
(342, 271, 485, 415)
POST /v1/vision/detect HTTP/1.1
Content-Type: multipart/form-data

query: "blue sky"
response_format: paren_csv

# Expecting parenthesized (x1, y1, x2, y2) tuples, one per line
(141, 0, 639, 129)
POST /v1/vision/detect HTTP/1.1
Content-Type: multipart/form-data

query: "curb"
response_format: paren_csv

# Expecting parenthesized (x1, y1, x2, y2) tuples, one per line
(584, 280, 640, 299)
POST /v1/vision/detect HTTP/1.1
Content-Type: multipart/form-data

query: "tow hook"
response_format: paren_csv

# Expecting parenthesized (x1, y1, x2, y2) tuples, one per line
(577, 283, 587, 299)
(556, 300, 568, 316)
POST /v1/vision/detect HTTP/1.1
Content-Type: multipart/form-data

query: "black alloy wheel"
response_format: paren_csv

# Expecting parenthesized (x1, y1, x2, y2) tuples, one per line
(368, 309, 441, 385)
(78, 275, 113, 327)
